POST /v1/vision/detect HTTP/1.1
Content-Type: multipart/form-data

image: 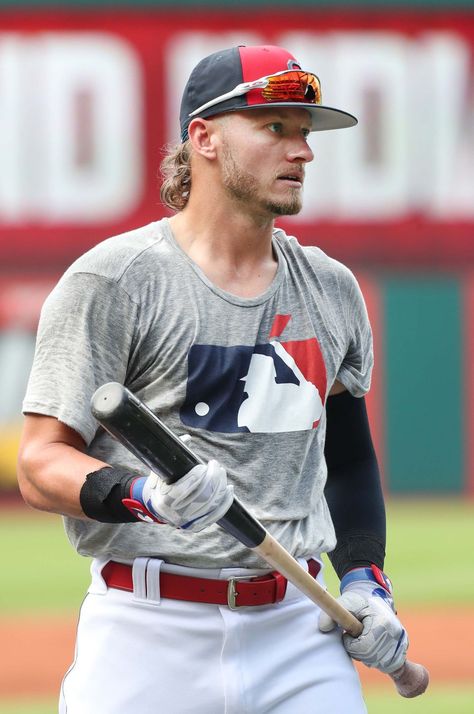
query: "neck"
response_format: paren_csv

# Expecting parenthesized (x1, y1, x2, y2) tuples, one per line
(168, 188, 279, 298)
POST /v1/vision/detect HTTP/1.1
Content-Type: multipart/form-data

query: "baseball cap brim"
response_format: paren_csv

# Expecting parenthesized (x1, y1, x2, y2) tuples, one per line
(205, 102, 357, 131)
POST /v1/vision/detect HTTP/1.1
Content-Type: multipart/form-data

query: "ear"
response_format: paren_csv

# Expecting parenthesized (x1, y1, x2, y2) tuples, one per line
(188, 118, 219, 159)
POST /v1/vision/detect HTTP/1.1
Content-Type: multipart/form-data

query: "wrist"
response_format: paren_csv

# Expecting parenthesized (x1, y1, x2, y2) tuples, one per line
(122, 475, 165, 524)
(340, 564, 393, 597)
(80, 467, 164, 524)
(328, 535, 386, 581)
(80, 466, 138, 523)
(130, 476, 146, 503)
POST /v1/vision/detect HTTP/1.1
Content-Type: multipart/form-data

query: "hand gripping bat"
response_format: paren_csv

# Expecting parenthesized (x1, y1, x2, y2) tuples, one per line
(91, 382, 429, 698)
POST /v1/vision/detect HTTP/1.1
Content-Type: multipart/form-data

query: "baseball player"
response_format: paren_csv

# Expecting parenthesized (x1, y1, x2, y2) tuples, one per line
(18, 44, 410, 713)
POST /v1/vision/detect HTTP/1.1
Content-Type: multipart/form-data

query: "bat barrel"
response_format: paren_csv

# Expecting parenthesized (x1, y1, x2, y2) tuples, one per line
(217, 498, 266, 549)
(91, 382, 198, 483)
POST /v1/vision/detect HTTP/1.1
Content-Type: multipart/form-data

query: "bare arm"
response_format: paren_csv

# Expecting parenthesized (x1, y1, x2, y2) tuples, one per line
(17, 414, 108, 519)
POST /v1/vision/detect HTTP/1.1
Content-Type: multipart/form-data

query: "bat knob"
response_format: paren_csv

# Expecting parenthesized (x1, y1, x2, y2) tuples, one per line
(91, 382, 126, 420)
(391, 660, 429, 698)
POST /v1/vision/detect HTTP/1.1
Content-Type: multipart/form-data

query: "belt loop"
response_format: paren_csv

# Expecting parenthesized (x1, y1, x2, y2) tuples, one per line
(89, 557, 109, 595)
(146, 559, 163, 604)
(132, 557, 150, 602)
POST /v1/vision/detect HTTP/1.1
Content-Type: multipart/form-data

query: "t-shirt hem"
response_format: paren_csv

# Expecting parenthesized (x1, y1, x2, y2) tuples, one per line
(335, 368, 370, 398)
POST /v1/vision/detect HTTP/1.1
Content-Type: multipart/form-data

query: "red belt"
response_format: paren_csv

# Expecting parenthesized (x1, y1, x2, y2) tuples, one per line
(102, 559, 320, 610)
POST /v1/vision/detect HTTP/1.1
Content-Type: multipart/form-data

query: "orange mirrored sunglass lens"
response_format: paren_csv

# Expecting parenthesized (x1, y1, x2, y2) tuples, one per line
(261, 72, 322, 105)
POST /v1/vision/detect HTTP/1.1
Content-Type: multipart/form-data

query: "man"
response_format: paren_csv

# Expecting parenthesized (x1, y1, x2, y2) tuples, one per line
(18, 45, 409, 713)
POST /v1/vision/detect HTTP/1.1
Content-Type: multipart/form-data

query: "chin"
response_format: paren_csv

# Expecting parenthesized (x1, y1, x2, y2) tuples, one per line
(266, 200, 302, 217)
(266, 186, 303, 216)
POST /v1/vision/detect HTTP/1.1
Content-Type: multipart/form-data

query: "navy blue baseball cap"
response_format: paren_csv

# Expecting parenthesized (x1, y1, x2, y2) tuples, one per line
(180, 45, 357, 142)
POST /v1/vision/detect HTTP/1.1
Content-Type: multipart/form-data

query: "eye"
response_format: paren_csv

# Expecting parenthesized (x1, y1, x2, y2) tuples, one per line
(268, 122, 283, 133)
(302, 128, 311, 139)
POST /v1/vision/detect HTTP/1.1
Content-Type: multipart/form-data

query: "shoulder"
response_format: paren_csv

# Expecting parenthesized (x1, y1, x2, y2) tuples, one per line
(50, 220, 175, 306)
(63, 220, 167, 284)
(273, 227, 359, 292)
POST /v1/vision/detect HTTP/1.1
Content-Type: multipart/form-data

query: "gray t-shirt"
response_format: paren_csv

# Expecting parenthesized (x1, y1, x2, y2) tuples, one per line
(23, 218, 373, 568)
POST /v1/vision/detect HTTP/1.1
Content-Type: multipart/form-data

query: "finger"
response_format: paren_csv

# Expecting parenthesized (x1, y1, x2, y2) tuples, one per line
(318, 611, 338, 633)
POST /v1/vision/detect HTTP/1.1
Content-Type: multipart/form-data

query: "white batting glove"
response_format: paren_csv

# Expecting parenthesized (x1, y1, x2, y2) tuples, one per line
(139, 460, 234, 532)
(319, 566, 408, 673)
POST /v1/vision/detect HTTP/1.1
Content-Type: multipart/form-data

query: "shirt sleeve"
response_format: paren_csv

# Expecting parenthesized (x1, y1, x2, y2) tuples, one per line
(22, 271, 139, 445)
(335, 266, 374, 397)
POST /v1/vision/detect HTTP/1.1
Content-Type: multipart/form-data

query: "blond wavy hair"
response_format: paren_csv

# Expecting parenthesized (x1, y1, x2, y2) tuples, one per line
(160, 140, 193, 212)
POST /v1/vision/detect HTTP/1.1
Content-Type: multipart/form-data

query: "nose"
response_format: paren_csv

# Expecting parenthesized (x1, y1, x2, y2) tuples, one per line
(287, 136, 314, 164)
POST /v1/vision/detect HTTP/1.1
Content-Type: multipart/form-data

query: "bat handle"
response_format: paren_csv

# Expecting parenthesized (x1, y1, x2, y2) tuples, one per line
(256, 532, 429, 699)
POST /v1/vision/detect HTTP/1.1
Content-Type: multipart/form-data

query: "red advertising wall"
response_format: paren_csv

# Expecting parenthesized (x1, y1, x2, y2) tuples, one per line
(0, 9, 473, 269)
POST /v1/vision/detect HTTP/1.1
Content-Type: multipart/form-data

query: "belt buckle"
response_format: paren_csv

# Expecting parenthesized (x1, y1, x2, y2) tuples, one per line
(227, 575, 252, 610)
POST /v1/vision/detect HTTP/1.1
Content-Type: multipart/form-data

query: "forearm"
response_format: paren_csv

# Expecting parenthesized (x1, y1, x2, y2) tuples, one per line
(18, 413, 232, 532)
(18, 415, 108, 519)
(325, 460, 386, 578)
(324, 390, 386, 579)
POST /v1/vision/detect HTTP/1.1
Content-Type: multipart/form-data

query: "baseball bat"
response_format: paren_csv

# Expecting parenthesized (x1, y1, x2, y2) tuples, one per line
(91, 382, 429, 698)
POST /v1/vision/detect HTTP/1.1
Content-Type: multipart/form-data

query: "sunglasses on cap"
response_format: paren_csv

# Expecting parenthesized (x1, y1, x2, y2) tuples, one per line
(188, 69, 322, 118)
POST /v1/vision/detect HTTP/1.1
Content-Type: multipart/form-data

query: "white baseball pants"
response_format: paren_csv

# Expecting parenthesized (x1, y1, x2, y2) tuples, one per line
(59, 557, 367, 713)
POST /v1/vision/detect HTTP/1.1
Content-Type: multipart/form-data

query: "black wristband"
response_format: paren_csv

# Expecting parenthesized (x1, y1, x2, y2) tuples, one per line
(328, 534, 386, 580)
(80, 466, 139, 523)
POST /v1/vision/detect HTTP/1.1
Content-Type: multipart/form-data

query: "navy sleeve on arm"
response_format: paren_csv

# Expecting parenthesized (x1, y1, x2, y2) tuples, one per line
(324, 390, 386, 580)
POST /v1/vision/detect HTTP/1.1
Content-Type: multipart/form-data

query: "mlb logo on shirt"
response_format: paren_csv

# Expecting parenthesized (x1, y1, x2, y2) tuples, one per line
(180, 315, 327, 434)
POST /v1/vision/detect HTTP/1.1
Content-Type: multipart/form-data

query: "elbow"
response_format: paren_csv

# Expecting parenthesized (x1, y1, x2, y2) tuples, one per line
(17, 446, 50, 512)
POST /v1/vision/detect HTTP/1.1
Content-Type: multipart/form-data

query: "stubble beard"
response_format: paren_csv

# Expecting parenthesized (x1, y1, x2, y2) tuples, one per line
(221, 144, 303, 217)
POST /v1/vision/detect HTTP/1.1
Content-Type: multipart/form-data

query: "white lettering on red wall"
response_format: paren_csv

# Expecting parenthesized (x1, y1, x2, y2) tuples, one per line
(0, 33, 143, 222)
